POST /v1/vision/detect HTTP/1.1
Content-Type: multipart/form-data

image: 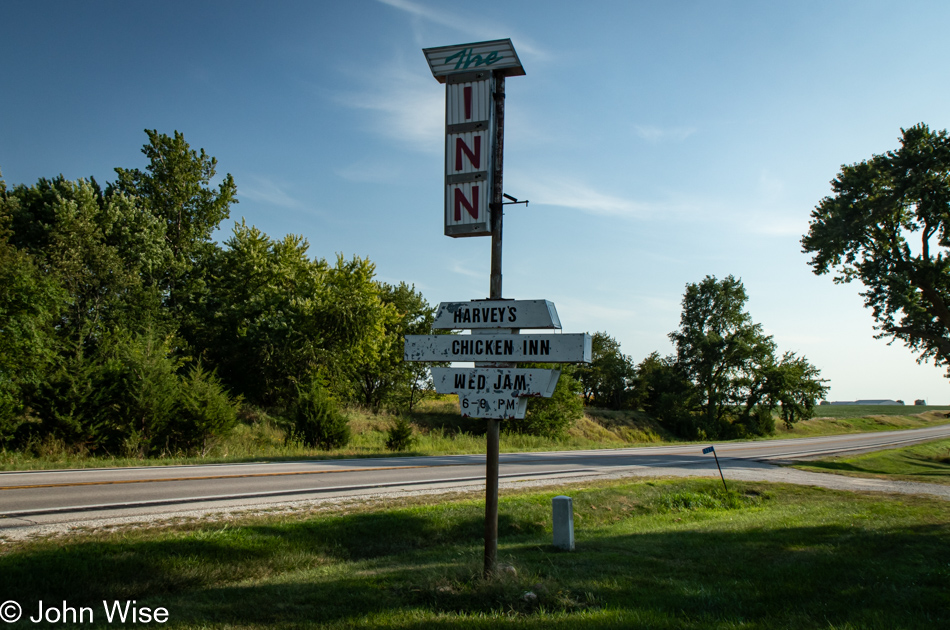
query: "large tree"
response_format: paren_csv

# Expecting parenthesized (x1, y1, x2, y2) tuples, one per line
(668, 275, 826, 438)
(802, 124, 950, 375)
(576, 332, 635, 409)
(670, 275, 770, 436)
(350, 282, 437, 412)
(111, 129, 237, 314)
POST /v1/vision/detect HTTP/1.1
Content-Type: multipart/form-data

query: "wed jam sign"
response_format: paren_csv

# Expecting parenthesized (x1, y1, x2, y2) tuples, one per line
(422, 40, 525, 237)
(430, 367, 562, 420)
(404, 300, 591, 419)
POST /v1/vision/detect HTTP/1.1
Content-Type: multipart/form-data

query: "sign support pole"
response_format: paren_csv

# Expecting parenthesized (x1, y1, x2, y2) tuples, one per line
(490, 74, 505, 300)
(484, 71, 506, 578)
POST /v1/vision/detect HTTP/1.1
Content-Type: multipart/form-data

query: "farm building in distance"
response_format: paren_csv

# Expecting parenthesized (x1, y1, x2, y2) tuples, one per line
(820, 399, 905, 406)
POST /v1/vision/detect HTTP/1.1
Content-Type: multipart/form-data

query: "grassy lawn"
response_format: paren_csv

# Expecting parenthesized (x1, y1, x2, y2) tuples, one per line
(2, 478, 948, 628)
(793, 437, 950, 485)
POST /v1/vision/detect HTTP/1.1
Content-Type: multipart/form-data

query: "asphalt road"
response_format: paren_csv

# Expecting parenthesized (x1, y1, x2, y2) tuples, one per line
(2, 424, 949, 534)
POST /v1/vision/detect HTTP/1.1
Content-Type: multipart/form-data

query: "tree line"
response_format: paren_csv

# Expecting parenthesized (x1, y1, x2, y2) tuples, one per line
(17, 121, 919, 454)
(0, 130, 435, 454)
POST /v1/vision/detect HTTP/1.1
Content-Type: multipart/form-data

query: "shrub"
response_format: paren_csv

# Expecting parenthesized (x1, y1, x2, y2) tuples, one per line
(385, 416, 415, 451)
(290, 376, 350, 450)
(507, 366, 583, 439)
(31, 329, 239, 455)
(163, 363, 239, 453)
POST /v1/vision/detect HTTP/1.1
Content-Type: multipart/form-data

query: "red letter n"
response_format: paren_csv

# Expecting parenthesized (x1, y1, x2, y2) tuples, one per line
(454, 185, 480, 220)
(455, 136, 481, 171)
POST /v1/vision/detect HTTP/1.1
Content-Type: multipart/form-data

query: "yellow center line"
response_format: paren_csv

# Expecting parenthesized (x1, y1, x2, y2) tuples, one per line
(0, 464, 438, 491)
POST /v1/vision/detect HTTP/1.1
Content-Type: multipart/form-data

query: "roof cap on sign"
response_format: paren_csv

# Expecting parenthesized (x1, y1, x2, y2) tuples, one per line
(422, 39, 525, 84)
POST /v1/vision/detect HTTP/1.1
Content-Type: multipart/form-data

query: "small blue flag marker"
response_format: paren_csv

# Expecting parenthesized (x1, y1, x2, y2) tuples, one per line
(702, 445, 728, 490)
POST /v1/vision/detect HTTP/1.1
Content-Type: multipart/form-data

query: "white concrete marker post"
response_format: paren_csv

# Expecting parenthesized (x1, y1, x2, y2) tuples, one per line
(552, 495, 575, 551)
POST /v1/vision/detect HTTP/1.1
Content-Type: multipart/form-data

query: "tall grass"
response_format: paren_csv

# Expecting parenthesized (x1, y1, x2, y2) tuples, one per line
(0, 399, 667, 471)
(4, 399, 946, 472)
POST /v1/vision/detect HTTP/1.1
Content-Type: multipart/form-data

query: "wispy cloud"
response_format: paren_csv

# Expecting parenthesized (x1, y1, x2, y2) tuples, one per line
(513, 171, 808, 238)
(740, 211, 808, 236)
(238, 175, 301, 209)
(376, 0, 547, 59)
(634, 125, 697, 143)
(337, 1, 546, 156)
(450, 261, 485, 279)
(514, 176, 674, 219)
(335, 67, 443, 153)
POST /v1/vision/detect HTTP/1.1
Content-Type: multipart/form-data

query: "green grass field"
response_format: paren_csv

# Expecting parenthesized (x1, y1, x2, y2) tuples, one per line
(793, 437, 950, 485)
(2, 478, 948, 628)
(808, 404, 947, 419)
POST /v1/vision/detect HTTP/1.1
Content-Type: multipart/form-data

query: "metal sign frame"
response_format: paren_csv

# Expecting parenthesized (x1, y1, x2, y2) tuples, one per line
(423, 39, 525, 83)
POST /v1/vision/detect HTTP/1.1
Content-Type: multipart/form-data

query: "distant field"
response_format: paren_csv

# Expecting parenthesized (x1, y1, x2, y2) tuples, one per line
(774, 407, 950, 439)
(810, 404, 950, 419)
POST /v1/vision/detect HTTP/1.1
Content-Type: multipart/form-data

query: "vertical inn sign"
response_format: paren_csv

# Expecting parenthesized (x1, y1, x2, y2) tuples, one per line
(423, 39, 525, 237)
(444, 73, 493, 236)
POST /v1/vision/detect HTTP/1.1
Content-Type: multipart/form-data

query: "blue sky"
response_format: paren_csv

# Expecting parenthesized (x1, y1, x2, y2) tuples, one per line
(3, 0, 950, 403)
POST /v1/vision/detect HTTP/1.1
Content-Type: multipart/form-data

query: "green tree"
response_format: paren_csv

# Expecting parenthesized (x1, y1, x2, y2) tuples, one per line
(112, 129, 236, 263)
(316, 255, 395, 401)
(755, 352, 828, 430)
(350, 282, 437, 412)
(0, 136, 240, 454)
(111, 129, 237, 315)
(670, 275, 770, 437)
(32, 328, 236, 455)
(190, 221, 396, 409)
(576, 331, 635, 409)
(802, 124, 950, 375)
(4, 177, 163, 347)
(668, 275, 826, 438)
(0, 182, 66, 443)
(290, 375, 350, 450)
(630, 352, 698, 437)
(189, 221, 328, 407)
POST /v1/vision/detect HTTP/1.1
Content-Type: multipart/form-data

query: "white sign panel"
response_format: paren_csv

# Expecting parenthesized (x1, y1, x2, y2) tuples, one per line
(446, 79, 493, 125)
(444, 74, 493, 238)
(432, 368, 561, 397)
(423, 39, 525, 83)
(433, 300, 561, 330)
(459, 394, 528, 419)
(445, 180, 490, 237)
(404, 333, 592, 363)
(446, 129, 489, 177)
